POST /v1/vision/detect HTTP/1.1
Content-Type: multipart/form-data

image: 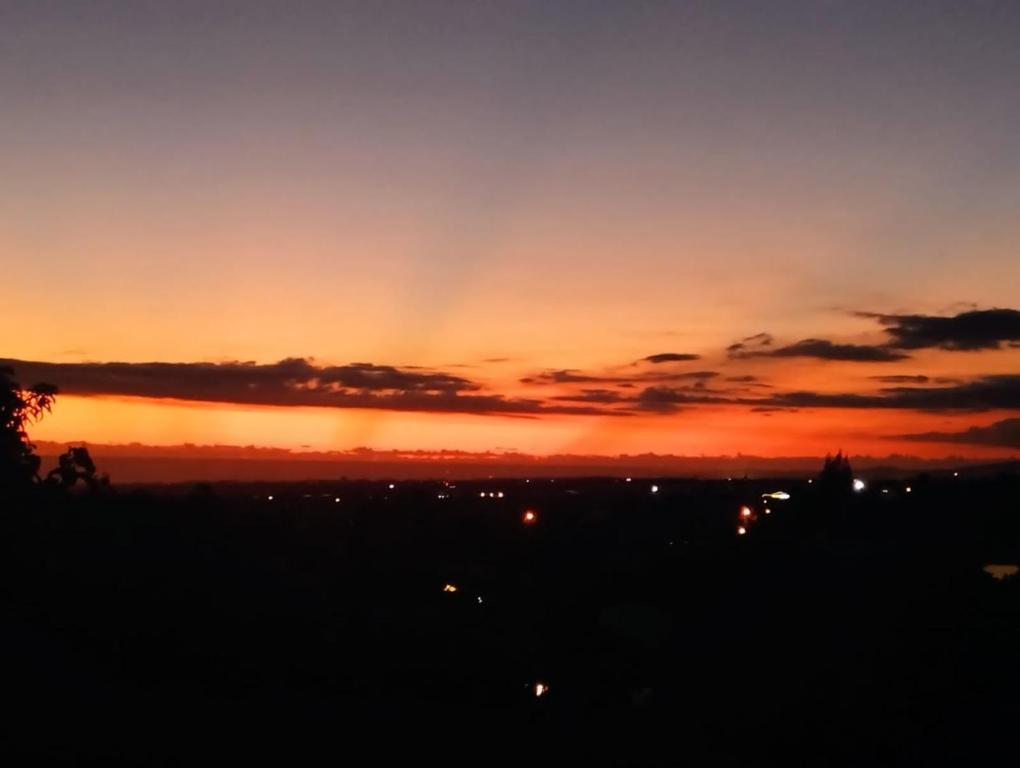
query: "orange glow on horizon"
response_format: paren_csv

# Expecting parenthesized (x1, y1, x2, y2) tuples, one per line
(23, 393, 1020, 462)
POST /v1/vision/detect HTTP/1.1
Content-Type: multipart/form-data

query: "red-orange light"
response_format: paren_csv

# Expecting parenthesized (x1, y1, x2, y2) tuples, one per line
(522, 510, 537, 524)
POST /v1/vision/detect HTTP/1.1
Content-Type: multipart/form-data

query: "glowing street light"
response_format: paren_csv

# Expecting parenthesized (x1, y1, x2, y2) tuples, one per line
(740, 506, 752, 518)
(737, 526, 747, 536)
(267, 495, 274, 501)
(853, 478, 866, 492)
(650, 484, 659, 494)
(388, 483, 395, 490)
(522, 510, 537, 524)
(534, 682, 549, 697)
(442, 583, 458, 593)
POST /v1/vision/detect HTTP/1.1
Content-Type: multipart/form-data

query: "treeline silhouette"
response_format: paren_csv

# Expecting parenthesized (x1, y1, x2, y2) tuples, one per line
(2, 368, 1019, 763)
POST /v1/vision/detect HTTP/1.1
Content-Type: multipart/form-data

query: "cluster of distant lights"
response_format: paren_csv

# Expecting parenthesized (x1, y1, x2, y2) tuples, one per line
(261, 471, 954, 693)
(265, 473, 948, 506)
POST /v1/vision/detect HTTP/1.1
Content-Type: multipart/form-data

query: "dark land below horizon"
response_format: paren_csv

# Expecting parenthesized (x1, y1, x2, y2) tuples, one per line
(4, 466, 1019, 763)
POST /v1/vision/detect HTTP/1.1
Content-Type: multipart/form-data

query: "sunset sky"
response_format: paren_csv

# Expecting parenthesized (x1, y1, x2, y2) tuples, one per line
(3, 1, 1020, 461)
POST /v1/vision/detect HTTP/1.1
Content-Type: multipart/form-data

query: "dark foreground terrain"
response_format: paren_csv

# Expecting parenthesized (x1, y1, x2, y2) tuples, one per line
(2, 472, 1018, 764)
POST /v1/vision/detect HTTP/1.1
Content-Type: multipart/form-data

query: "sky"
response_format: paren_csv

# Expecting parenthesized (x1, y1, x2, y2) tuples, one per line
(3, 0, 1020, 461)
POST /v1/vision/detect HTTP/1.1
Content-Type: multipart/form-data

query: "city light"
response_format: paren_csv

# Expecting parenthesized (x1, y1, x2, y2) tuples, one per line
(983, 564, 1019, 581)
(388, 483, 395, 490)
(523, 510, 537, 524)
(740, 506, 752, 518)
(853, 479, 866, 492)
(267, 495, 274, 501)
(737, 526, 747, 536)
(762, 491, 791, 500)
(650, 484, 659, 494)
(334, 497, 340, 503)
(534, 682, 549, 697)
(442, 583, 458, 593)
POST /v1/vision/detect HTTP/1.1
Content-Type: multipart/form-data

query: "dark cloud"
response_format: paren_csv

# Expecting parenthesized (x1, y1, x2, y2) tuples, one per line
(760, 375, 1020, 411)
(898, 418, 1020, 450)
(525, 368, 719, 386)
(635, 387, 690, 413)
(0, 358, 623, 418)
(551, 389, 629, 405)
(641, 353, 701, 364)
(870, 375, 930, 384)
(635, 387, 725, 413)
(523, 369, 602, 384)
(863, 308, 1020, 351)
(746, 338, 909, 362)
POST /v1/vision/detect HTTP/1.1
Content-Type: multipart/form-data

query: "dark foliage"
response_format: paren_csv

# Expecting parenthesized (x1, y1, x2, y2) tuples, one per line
(0, 366, 56, 494)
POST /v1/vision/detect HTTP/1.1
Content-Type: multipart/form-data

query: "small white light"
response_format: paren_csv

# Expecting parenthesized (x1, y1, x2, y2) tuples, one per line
(650, 484, 659, 494)
(388, 483, 395, 489)
(480, 492, 486, 498)
(853, 479, 866, 492)
(737, 526, 747, 536)
(267, 495, 274, 501)
(953, 471, 959, 477)
(764, 508, 771, 515)
(334, 497, 340, 503)
(534, 682, 548, 697)
(808, 479, 813, 484)
(477, 596, 484, 604)
(625, 477, 632, 483)
(906, 486, 912, 493)
(497, 491, 504, 498)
